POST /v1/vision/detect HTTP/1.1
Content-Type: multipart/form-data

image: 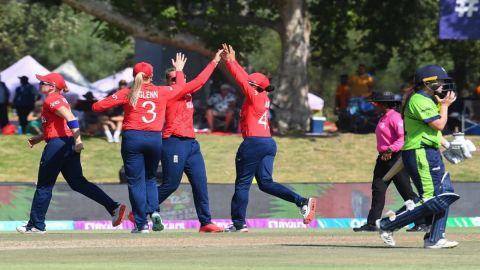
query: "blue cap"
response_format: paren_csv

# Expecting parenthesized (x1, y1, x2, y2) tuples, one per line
(414, 65, 451, 85)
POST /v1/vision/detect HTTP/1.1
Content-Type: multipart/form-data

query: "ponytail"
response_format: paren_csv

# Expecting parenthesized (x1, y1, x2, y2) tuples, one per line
(128, 72, 145, 108)
(401, 87, 415, 119)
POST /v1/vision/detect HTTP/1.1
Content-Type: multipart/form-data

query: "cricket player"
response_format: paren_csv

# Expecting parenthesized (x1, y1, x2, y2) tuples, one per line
(376, 65, 460, 248)
(92, 54, 187, 233)
(220, 44, 316, 232)
(152, 49, 224, 233)
(17, 73, 126, 234)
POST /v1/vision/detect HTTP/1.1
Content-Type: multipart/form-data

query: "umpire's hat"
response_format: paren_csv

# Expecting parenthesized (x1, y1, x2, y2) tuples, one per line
(370, 91, 402, 103)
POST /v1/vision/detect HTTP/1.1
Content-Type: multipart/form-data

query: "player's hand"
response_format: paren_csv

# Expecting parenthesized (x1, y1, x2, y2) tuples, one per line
(435, 90, 456, 106)
(221, 43, 235, 61)
(380, 152, 392, 161)
(74, 141, 84, 153)
(27, 136, 42, 148)
(172, 52, 187, 71)
(213, 49, 223, 64)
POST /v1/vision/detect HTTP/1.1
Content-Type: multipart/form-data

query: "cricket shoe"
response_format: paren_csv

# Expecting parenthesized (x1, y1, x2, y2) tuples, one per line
(16, 225, 46, 234)
(376, 219, 395, 247)
(224, 224, 248, 232)
(424, 238, 459, 249)
(151, 212, 164, 232)
(111, 203, 126, 227)
(353, 223, 378, 232)
(299, 198, 317, 224)
(131, 224, 149, 234)
(199, 223, 224, 233)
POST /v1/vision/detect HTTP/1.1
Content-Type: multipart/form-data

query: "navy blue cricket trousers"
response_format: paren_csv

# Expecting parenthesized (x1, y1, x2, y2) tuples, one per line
(231, 137, 305, 226)
(27, 137, 117, 231)
(403, 147, 454, 243)
(121, 130, 162, 229)
(158, 136, 213, 226)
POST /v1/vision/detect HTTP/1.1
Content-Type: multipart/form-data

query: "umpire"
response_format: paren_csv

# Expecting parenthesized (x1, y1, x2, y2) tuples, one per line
(354, 92, 427, 232)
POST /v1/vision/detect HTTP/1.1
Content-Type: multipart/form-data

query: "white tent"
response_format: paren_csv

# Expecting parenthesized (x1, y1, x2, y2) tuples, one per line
(92, 67, 133, 93)
(53, 60, 91, 87)
(0, 55, 104, 103)
(0, 55, 49, 101)
(308, 92, 324, 111)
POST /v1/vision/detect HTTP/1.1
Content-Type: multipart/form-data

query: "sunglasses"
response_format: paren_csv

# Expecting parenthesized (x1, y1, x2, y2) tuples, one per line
(40, 81, 54, 87)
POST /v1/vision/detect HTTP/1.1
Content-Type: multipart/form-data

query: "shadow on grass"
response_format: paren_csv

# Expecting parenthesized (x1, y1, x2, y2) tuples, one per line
(281, 244, 419, 249)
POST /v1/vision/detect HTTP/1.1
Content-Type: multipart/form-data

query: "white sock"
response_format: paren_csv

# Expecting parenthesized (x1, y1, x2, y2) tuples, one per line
(113, 130, 121, 139)
(105, 130, 113, 142)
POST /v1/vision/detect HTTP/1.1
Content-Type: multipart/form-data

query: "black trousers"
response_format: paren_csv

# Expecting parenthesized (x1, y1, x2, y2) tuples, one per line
(0, 103, 8, 128)
(366, 152, 423, 225)
(16, 106, 33, 134)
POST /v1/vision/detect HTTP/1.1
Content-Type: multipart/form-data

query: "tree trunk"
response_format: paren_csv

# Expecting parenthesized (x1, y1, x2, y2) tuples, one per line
(273, 0, 311, 133)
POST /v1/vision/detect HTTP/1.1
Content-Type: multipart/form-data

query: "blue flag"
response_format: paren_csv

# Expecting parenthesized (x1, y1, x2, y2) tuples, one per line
(440, 0, 480, 40)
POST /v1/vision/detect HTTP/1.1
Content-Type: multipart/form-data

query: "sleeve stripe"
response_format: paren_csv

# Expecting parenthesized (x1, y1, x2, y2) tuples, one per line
(423, 115, 440, 123)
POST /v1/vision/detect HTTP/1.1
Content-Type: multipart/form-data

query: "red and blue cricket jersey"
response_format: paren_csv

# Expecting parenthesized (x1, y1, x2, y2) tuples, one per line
(92, 72, 185, 131)
(225, 60, 271, 137)
(163, 61, 217, 138)
(42, 91, 73, 140)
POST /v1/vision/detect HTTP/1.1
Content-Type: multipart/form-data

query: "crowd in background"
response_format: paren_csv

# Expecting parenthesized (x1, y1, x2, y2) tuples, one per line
(1, 67, 479, 140)
(0, 75, 242, 140)
(334, 64, 480, 135)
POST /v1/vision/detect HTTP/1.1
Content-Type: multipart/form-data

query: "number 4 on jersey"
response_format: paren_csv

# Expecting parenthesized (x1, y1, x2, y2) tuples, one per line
(258, 111, 269, 130)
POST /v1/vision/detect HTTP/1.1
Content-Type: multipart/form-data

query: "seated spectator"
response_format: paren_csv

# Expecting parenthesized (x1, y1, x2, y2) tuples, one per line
(74, 91, 100, 136)
(101, 80, 127, 143)
(206, 84, 236, 131)
(26, 100, 43, 135)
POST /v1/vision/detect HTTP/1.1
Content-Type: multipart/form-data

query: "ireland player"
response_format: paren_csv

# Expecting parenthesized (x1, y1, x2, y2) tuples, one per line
(376, 65, 459, 248)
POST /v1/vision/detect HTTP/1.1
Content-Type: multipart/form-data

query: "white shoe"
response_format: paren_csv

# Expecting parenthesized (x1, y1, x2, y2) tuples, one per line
(151, 212, 164, 232)
(424, 238, 459, 249)
(16, 225, 46, 234)
(131, 224, 149, 234)
(107, 137, 114, 143)
(113, 135, 120, 143)
(299, 198, 317, 224)
(224, 224, 248, 232)
(111, 204, 126, 227)
(376, 219, 395, 246)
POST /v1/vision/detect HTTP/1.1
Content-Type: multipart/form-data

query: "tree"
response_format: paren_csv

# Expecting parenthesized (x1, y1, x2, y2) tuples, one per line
(61, 0, 313, 133)
(0, 0, 133, 81)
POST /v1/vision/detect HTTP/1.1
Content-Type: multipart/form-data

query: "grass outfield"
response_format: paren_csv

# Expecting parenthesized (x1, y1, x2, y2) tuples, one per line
(0, 228, 479, 270)
(1, 133, 479, 183)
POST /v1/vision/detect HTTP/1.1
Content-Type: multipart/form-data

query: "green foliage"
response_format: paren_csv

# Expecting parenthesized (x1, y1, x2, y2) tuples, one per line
(0, 1, 133, 81)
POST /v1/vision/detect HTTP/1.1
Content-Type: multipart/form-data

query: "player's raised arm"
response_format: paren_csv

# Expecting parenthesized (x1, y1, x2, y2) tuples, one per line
(221, 44, 256, 102)
(164, 53, 187, 99)
(92, 90, 128, 112)
(179, 49, 222, 95)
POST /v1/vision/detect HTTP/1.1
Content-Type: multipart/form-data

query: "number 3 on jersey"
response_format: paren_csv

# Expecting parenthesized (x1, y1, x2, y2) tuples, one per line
(142, 101, 157, 123)
(258, 111, 268, 130)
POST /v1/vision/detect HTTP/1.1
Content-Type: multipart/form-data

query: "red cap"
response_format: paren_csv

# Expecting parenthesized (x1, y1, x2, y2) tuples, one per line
(247, 73, 270, 90)
(35, 73, 67, 90)
(133, 62, 153, 77)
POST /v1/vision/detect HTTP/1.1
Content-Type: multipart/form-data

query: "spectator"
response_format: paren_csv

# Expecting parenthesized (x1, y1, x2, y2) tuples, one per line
(0, 75, 10, 128)
(335, 74, 350, 131)
(13, 76, 38, 134)
(26, 100, 43, 135)
(206, 83, 236, 131)
(101, 80, 127, 143)
(349, 64, 374, 97)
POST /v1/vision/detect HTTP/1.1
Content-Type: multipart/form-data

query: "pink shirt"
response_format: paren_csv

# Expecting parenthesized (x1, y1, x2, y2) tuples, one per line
(375, 109, 404, 153)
